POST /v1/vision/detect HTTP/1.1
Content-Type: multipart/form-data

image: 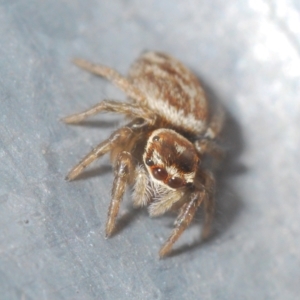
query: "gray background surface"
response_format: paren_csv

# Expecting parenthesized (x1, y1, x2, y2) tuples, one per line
(1, 1, 300, 299)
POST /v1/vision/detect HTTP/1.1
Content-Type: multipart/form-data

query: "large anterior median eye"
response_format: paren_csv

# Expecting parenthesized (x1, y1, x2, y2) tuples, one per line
(152, 167, 168, 181)
(168, 177, 184, 189)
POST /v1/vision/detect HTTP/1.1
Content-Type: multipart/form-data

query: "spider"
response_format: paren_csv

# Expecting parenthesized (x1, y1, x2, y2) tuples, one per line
(63, 51, 224, 257)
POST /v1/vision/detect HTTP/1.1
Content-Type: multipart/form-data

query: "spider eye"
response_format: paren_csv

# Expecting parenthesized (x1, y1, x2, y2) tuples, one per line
(168, 177, 185, 189)
(152, 167, 168, 181)
(153, 135, 160, 141)
(145, 158, 154, 166)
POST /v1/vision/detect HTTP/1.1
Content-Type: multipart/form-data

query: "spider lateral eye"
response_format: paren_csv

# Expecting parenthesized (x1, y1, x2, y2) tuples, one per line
(168, 177, 184, 189)
(153, 135, 160, 141)
(146, 158, 154, 166)
(152, 167, 168, 181)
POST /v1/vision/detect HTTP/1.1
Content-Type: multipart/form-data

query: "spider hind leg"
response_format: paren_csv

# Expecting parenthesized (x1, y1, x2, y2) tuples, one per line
(62, 100, 155, 125)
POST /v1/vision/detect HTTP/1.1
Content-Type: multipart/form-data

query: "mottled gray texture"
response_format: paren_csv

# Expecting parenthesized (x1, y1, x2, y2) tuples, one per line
(1, 0, 300, 299)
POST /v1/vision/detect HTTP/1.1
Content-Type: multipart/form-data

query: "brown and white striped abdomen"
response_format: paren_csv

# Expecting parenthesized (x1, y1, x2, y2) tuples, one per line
(128, 51, 208, 135)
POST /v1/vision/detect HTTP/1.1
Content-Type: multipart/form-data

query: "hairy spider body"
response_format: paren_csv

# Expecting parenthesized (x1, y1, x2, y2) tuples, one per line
(63, 51, 224, 257)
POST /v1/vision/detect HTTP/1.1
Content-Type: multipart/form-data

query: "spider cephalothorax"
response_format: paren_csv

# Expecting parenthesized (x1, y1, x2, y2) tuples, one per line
(63, 51, 224, 257)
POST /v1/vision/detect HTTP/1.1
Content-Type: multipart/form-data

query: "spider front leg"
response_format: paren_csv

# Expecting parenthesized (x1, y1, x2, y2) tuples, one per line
(106, 151, 134, 237)
(159, 190, 206, 258)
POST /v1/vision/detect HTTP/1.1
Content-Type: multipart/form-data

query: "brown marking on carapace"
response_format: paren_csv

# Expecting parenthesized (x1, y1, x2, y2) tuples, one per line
(158, 130, 199, 174)
(144, 129, 199, 186)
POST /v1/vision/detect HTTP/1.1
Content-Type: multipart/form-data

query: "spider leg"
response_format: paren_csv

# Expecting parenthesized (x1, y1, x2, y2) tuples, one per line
(106, 151, 134, 237)
(194, 104, 225, 159)
(194, 138, 224, 159)
(62, 99, 154, 125)
(66, 126, 134, 181)
(159, 191, 205, 258)
(73, 58, 147, 104)
(204, 103, 225, 139)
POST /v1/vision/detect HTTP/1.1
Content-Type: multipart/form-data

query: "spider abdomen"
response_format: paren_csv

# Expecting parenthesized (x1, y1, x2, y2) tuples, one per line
(128, 51, 209, 135)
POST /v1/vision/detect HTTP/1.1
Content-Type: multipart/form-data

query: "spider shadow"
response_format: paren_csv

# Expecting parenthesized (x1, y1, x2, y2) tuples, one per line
(164, 76, 247, 258)
(112, 206, 147, 236)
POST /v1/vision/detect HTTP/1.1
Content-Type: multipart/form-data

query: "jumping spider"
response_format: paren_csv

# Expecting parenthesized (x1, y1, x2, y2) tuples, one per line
(63, 51, 224, 257)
